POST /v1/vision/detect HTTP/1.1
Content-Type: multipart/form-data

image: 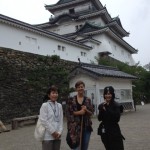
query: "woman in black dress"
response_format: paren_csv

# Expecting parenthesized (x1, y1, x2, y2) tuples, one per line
(98, 86, 124, 150)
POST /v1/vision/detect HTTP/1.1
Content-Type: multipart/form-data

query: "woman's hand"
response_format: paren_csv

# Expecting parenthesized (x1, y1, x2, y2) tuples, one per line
(52, 132, 61, 139)
(102, 102, 107, 111)
(80, 108, 86, 115)
(82, 105, 93, 116)
(81, 105, 87, 111)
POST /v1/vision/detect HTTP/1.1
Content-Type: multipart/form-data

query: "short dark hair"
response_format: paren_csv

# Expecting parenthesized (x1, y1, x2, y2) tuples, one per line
(43, 85, 58, 102)
(47, 85, 58, 94)
(75, 80, 85, 88)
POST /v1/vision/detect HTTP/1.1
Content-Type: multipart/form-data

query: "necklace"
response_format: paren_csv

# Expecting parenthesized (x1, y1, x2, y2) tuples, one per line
(49, 102, 59, 121)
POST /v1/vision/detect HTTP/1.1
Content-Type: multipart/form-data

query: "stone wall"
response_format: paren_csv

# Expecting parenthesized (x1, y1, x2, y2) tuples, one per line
(0, 47, 76, 123)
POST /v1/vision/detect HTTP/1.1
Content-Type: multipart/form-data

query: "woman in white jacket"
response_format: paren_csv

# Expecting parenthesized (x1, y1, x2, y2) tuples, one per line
(39, 85, 63, 150)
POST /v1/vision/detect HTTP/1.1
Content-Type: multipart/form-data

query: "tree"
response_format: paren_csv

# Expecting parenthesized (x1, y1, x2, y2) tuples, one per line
(143, 62, 150, 71)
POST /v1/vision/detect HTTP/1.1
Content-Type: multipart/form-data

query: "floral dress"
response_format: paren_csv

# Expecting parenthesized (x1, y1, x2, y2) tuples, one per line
(66, 96, 93, 148)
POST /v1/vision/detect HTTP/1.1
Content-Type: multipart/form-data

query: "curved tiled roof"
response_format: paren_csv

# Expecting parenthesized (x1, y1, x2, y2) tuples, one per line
(57, 0, 76, 5)
(49, 13, 79, 24)
(45, 0, 103, 11)
(69, 63, 137, 79)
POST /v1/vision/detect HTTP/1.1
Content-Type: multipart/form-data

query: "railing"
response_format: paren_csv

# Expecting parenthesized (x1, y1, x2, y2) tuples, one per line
(120, 102, 134, 111)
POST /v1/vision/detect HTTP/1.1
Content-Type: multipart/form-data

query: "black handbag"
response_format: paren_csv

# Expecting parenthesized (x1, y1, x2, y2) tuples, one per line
(97, 122, 105, 135)
(66, 131, 79, 149)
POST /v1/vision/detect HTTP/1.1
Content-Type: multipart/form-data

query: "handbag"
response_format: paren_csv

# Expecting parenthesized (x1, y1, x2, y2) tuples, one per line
(97, 122, 105, 136)
(66, 116, 83, 149)
(66, 131, 79, 149)
(34, 118, 45, 141)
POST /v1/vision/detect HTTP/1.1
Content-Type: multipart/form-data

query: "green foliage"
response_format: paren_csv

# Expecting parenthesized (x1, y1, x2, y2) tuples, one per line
(27, 55, 71, 102)
(50, 55, 60, 63)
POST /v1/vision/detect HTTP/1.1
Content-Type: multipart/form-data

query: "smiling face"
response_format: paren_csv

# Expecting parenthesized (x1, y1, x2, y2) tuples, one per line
(48, 91, 58, 102)
(76, 83, 85, 95)
(104, 91, 112, 103)
(103, 86, 115, 103)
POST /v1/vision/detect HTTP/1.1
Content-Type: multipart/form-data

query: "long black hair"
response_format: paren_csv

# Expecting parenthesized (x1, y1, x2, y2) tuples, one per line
(103, 86, 115, 101)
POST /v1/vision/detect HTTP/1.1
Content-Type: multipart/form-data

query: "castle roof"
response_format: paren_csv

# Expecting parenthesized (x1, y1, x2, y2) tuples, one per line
(37, 7, 128, 38)
(63, 22, 137, 54)
(69, 63, 138, 80)
(45, 0, 103, 13)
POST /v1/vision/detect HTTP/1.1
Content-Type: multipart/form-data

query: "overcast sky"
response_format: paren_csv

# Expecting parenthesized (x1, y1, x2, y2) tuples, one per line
(0, 0, 149, 66)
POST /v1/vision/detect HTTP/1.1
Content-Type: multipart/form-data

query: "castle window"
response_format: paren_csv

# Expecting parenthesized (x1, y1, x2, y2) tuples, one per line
(58, 45, 66, 52)
(62, 46, 66, 51)
(75, 25, 78, 31)
(58, 45, 61, 50)
(81, 52, 86, 56)
(75, 24, 83, 31)
(79, 25, 83, 28)
(69, 8, 75, 14)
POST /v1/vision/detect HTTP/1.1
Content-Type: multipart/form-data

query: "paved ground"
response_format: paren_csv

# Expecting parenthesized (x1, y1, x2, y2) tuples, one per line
(0, 104, 150, 150)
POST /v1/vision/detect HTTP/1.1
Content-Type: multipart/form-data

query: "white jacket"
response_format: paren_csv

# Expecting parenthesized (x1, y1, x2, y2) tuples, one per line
(39, 101, 63, 140)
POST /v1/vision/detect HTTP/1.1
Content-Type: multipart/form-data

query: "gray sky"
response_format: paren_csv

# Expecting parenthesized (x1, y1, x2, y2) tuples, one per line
(0, 0, 149, 66)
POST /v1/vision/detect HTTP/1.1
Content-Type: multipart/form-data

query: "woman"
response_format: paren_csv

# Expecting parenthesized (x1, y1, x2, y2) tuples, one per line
(98, 86, 124, 150)
(66, 80, 94, 150)
(39, 85, 63, 150)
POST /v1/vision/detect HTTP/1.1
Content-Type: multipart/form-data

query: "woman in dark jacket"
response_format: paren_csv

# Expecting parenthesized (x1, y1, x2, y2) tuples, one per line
(98, 86, 124, 150)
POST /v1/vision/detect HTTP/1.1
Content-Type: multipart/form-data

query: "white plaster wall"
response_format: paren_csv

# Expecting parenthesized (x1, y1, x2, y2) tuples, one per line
(69, 74, 96, 90)
(47, 20, 135, 65)
(49, 21, 84, 35)
(48, 17, 105, 35)
(98, 77, 132, 89)
(75, 2, 91, 12)
(93, 34, 135, 65)
(0, 20, 135, 65)
(81, 41, 100, 63)
(47, 24, 135, 65)
(53, 2, 91, 17)
(0, 22, 93, 63)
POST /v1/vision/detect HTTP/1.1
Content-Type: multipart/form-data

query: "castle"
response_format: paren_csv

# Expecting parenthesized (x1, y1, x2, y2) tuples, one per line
(0, 0, 137, 111)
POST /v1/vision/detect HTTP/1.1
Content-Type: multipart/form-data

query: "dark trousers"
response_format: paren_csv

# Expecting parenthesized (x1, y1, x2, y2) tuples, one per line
(81, 129, 91, 150)
(42, 140, 61, 150)
(101, 134, 124, 150)
(73, 129, 91, 150)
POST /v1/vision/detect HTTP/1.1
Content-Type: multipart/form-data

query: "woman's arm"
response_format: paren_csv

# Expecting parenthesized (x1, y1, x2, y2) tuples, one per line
(81, 105, 93, 116)
(73, 109, 85, 116)
(83, 97, 94, 116)
(98, 103, 105, 121)
(57, 104, 63, 135)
